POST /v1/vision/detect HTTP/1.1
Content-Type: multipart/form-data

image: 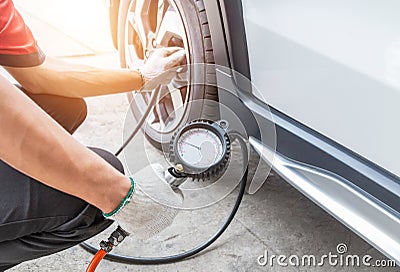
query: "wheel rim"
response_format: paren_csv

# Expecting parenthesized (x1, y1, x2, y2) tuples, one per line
(124, 0, 190, 136)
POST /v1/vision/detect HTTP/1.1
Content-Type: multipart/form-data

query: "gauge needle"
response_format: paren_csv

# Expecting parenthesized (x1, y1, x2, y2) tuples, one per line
(186, 142, 201, 150)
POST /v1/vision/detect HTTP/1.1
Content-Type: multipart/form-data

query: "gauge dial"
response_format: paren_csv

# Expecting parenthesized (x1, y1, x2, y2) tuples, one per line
(177, 127, 224, 169)
(170, 120, 231, 180)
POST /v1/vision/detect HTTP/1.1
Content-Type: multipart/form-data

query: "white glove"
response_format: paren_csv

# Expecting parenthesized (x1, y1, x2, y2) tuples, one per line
(110, 164, 183, 240)
(140, 47, 186, 88)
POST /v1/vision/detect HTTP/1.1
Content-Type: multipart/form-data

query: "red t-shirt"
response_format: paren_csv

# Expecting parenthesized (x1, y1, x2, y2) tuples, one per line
(0, 0, 45, 67)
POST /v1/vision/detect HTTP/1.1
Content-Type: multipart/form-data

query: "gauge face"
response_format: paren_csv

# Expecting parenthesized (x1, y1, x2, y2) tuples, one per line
(176, 127, 224, 170)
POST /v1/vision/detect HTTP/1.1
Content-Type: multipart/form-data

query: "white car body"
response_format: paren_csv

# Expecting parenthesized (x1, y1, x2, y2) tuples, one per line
(243, 0, 400, 177)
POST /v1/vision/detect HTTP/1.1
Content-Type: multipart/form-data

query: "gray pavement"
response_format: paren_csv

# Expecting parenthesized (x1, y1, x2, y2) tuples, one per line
(2, 1, 397, 271)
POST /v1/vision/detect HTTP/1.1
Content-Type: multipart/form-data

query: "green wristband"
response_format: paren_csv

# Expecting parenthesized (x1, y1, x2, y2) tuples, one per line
(103, 177, 135, 218)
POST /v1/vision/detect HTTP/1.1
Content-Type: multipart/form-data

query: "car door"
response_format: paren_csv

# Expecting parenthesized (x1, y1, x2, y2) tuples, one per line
(241, 0, 400, 177)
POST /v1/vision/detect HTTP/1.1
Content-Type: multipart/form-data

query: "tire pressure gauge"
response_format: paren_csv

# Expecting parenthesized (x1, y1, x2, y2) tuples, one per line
(169, 120, 231, 180)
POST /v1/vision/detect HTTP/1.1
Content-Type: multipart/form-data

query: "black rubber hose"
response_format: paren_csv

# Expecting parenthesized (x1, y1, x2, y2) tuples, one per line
(114, 86, 161, 157)
(81, 134, 249, 265)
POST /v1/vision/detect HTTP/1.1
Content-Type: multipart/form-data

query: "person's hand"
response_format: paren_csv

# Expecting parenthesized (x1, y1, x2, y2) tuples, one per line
(140, 47, 186, 89)
(110, 164, 183, 240)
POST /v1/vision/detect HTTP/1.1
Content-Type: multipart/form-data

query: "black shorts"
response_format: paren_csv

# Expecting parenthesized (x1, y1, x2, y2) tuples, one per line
(0, 89, 120, 271)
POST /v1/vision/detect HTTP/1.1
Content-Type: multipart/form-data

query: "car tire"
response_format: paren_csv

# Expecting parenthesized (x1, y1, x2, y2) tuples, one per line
(118, 0, 218, 149)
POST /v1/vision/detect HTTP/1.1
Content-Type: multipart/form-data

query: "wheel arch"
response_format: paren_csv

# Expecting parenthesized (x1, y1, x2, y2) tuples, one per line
(203, 0, 251, 81)
(203, 0, 260, 139)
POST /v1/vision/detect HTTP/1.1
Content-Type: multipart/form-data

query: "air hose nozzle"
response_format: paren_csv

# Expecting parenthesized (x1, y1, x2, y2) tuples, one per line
(86, 226, 129, 272)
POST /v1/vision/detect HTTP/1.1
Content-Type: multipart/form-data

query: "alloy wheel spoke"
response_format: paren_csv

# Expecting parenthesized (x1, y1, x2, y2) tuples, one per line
(155, 7, 184, 47)
(127, 45, 138, 68)
(155, 0, 170, 35)
(154, 104, 167, 129)
(130, 0, 153, 51)
(127, 12, 143, 49)
(168, 85, 184, 112)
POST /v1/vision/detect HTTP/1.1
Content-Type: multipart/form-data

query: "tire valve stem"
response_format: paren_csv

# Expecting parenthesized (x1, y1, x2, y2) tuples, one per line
(86, 226, 129, 272)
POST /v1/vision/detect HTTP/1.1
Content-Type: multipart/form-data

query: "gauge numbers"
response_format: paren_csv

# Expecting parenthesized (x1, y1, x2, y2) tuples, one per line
(177, 127, 224, 169)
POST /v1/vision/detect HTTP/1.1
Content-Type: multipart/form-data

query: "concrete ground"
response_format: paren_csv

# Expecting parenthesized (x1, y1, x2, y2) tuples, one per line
(2, 1, 397, 271)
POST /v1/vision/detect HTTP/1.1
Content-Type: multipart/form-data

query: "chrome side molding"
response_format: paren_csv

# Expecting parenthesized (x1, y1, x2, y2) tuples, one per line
(249, 136, 400, 264)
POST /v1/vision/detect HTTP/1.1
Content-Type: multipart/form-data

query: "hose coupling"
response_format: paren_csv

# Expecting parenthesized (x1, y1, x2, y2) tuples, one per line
(165, 166, 188, 188)
(100, 226, 129, 253)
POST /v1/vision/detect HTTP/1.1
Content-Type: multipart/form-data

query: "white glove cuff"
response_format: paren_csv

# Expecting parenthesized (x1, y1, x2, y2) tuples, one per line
(103, 177, 135, 218)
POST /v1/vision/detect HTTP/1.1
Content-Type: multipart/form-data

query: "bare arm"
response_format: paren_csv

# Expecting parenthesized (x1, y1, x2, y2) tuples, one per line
(4, 57, 143, 98)
(4, 47, 186, 98)
(0, 75, 130, 213)
(0, 47, 185, 214)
